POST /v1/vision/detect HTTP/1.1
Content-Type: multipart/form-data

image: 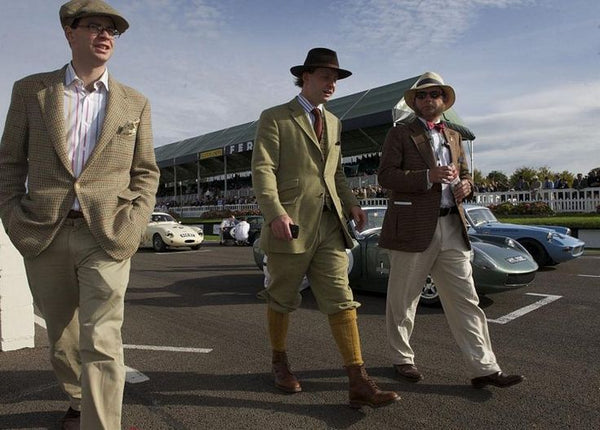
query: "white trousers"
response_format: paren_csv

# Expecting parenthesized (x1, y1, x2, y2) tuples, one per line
(385, 214, 501, 378)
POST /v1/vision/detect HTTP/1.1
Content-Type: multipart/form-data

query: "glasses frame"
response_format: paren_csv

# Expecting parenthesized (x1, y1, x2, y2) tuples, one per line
(78, 23, 121, 39)
(415, 90, 445, 100)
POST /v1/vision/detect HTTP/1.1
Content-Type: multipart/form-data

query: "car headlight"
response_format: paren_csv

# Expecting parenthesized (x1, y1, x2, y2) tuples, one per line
(472, 249, 498, 270)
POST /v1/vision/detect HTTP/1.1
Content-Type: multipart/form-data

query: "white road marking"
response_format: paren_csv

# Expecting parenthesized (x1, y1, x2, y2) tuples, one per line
(577, 274, 600, 278)
(488, 293, 562, 325)
(34, 315, 47, 328)
(123, 344, 213, 353)
(34, 316, 212, 385)
(154, 249, 211, 255)
(125, 366, 150, 383)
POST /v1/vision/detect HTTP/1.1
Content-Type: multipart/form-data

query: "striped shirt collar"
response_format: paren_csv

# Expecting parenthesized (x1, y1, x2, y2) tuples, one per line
(65, 62, 110, 92)
(296, 94, 322, 114)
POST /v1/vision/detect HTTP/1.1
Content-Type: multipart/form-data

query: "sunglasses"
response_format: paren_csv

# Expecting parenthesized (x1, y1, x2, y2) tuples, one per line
(415, 90, 445, 100)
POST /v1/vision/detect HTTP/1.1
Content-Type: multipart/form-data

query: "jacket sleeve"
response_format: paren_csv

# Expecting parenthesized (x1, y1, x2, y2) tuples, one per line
(0, 82, 29, 230)
(251, 109, 286, 225)
(128, 98, 159, 227)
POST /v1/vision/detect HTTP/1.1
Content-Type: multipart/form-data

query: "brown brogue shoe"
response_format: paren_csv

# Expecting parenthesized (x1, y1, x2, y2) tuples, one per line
(272, 351, 301, 393)
(471, 371, 524, 389)
(346, 364, 401, 409)
(394, 364, 424, 382)
(59, 407, 80, 430)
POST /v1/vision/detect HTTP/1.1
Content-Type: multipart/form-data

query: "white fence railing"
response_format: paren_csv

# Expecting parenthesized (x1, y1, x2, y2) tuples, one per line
(473, 188, 600, 213)
(163, 187, 600, 218)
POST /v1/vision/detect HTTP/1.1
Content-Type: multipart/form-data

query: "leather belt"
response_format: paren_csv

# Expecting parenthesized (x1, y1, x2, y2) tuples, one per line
(439, 206, 459, 217)
(66, 210, 84, 219)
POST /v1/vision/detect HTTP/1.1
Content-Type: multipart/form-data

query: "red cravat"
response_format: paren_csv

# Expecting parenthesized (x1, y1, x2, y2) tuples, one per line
(426, 121, 445, 132)
(312, 108, 323, 141)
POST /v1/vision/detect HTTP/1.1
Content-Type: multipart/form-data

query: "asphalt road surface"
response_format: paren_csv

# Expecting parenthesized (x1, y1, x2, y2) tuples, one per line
(1, 243, 599, 429)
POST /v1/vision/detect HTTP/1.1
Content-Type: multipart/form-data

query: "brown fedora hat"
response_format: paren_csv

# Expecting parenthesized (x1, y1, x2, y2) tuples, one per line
(60, 0, 129, 34)
(290, 47, 352, 79)
(404, 71, 456, 111)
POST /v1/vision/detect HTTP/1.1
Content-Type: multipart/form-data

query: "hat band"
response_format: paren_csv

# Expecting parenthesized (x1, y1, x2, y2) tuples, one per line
(417, 78, 443, 86)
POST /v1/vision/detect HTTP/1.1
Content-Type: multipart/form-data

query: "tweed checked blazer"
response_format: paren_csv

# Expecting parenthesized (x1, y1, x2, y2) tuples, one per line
(377, 117, 473, 252)
(251, 97, 359, 254)
(0, 65, 159, 260)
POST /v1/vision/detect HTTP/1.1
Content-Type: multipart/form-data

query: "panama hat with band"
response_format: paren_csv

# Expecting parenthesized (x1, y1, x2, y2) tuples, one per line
(290, 47, 352, 80)
(404, 71, 456, 111)
(60, 0, 129, 34)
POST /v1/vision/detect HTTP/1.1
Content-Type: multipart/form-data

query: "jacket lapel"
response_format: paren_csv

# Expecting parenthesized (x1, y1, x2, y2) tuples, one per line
(442, 128, 459, 164)
(409, 119, 437, 168)
(38, 66, 72, 175)
(85, 76, 128, 168)
(289, 98, 321, 149)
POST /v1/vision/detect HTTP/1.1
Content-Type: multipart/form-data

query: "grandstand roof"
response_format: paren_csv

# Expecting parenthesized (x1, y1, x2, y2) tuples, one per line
(155, 76, 476, 183)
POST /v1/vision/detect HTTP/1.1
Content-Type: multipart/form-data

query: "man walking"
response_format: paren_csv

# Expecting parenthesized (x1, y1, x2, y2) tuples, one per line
(377, 72, 524, 389)
(0, 1, 159, 428)
(251, 47, 399, 408)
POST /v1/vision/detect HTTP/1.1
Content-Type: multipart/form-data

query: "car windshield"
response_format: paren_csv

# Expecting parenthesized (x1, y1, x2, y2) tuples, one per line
(151, 214, 176, 223)
(467, 207, 498, 226)
(351, 207, 386, 237)
(364, 208, 386, 230)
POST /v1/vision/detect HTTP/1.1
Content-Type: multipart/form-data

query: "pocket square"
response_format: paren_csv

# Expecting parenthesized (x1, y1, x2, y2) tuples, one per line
(119, 119, 140, 136)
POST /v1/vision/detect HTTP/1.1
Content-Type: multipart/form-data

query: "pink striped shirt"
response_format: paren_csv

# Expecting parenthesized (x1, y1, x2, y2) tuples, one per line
(64, 63, 109, 210)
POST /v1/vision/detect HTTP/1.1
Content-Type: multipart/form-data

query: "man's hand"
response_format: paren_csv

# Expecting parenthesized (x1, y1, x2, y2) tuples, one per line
(270, 214, 295, 241)
(350, 205, 367, 232)
(429, 165, 458, 184)
(452, 179, 471, 203)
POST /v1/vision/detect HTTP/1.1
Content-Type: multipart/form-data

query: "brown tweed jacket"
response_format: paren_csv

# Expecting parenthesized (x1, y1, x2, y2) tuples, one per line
(251, 97, 359, 253)
(0, 65, 159, 260)
(377, 117, 473, 252)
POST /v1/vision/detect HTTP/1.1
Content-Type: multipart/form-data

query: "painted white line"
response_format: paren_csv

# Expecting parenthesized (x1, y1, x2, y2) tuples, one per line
(125, 366, 150, 384)
(34, 314, 47, 329)
(154, 249, 211, 255)
(577, 274, 600, 278)
(35, 316, 212, 385)
(489, 293, 562, 325)
(124, 344, 213, 353)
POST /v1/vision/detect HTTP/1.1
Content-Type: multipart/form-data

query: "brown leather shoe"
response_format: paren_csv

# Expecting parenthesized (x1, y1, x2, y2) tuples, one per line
(59, 407, 80, 430)
(471, 371, 524, 389)
(394, 364, 424, 382)
(272, 351, 301, 393)
(346, 364, 401, 409)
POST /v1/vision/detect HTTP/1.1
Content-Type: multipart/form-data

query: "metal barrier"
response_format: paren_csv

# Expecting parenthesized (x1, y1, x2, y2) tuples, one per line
(164, 187, 600, 217)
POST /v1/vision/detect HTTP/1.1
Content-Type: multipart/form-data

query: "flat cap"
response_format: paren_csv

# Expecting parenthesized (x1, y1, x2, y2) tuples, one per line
(59, 0, 129, 34)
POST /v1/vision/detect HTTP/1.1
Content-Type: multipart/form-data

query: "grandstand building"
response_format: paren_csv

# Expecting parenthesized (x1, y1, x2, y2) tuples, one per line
(154, 75, 476, 207)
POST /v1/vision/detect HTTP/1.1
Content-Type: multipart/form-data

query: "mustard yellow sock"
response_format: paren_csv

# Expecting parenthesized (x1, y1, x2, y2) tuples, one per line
(328, 309, 364, 366)
(267, 307, 289, 352)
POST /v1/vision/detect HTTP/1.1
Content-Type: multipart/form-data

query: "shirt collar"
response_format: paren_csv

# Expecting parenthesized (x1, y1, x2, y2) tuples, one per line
(296, 94, 322, 114)
(65, 63, 110, 92)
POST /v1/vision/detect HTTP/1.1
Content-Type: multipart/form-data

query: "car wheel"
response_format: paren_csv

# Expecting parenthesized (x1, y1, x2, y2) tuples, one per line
(191, 245, 201, 250)
(152, 234, 167, 252)
(420, 274, 441, 306)
(518, 239, 551, 266)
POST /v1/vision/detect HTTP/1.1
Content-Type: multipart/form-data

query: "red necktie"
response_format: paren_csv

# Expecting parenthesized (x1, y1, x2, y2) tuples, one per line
(426, 121, 445, 132)
(312, 108, 323, 141)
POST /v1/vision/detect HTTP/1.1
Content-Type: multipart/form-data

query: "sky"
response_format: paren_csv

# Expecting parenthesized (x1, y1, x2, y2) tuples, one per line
(1, 0, 599, 177)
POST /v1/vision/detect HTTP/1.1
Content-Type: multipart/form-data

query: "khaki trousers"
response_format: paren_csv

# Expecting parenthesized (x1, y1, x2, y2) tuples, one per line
(386, 214, 501, 378)
(265, 210, 360, 315)
(24, 218, 130, 430)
